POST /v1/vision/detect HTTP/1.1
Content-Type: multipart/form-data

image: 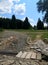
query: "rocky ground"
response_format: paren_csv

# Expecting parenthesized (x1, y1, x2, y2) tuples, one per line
(0, 30, 48, 65)
(0, 54, 48, 65)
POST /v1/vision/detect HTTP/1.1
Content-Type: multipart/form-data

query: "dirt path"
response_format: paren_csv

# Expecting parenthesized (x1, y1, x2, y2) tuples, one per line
(0, 30, 28, 52)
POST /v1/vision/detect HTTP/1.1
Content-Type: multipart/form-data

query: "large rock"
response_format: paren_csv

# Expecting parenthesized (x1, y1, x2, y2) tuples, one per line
(42, 47, 48, 55)
(31, 40, 48, 56)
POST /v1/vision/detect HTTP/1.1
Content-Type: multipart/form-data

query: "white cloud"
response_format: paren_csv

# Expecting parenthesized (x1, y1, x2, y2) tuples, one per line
(0, 0, 26, 15)
(44, 23, 47, 27)
(14, 0, 20, 3)
(9, 0, 20, 3)
(14, 3, 26, 15)
(0, 0, 13, 14)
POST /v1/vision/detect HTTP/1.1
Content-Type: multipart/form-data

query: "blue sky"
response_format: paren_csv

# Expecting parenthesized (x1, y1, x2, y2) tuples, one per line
(0, 0, 43, 26)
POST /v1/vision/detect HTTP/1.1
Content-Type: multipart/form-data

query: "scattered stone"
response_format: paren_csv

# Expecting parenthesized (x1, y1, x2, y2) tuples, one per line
(30, 61, 40, 65)
(31, 52, 36, 59)
(19, 61, 28, 65)
(31, 40, 48, 56)
(21, 52, 27, 58)
(34, 40, 46, 49)
(0, 60, 3, 62)
(15, 61, 20, 65)
(0, 43, 2, 46)
(25, 52, 32, 59)
(42, 47, 48, 55)
(1, 60, 14, 65)
(27, 37, 32, 45)
(19, 61, 23, 65)
(16, 51, 22, 57)
(3, 55, 7, 58)
(16, 51, 41, 60)
(37, 53, 41, 60)
(0, 31, 48, 65)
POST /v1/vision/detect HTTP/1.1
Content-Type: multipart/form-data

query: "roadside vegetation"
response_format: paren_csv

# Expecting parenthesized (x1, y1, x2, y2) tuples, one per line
(0, 29, 48, 41)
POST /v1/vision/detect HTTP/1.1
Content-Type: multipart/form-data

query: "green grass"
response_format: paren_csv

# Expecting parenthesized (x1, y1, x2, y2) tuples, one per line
(27, 31, 48, 40)
(6, 29, 48, 40)
(0, 29, 48, 40)
(19, 29, 48, 40)
(42, 33, 48, 39)
(0, 28, 4, 32)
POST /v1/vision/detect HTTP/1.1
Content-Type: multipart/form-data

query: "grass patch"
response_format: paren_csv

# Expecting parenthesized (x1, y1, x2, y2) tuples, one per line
(42, 33, 48, 39)
(0, 29, 48, 40)
(27, 32, 37, 40)
(0, 28, 4, 32)
(25, 30, 48, 40)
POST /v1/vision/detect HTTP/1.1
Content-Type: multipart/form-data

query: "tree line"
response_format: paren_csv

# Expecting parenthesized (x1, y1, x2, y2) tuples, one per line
(0, 15, 47, 30)
(0, 15, 31, 29)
